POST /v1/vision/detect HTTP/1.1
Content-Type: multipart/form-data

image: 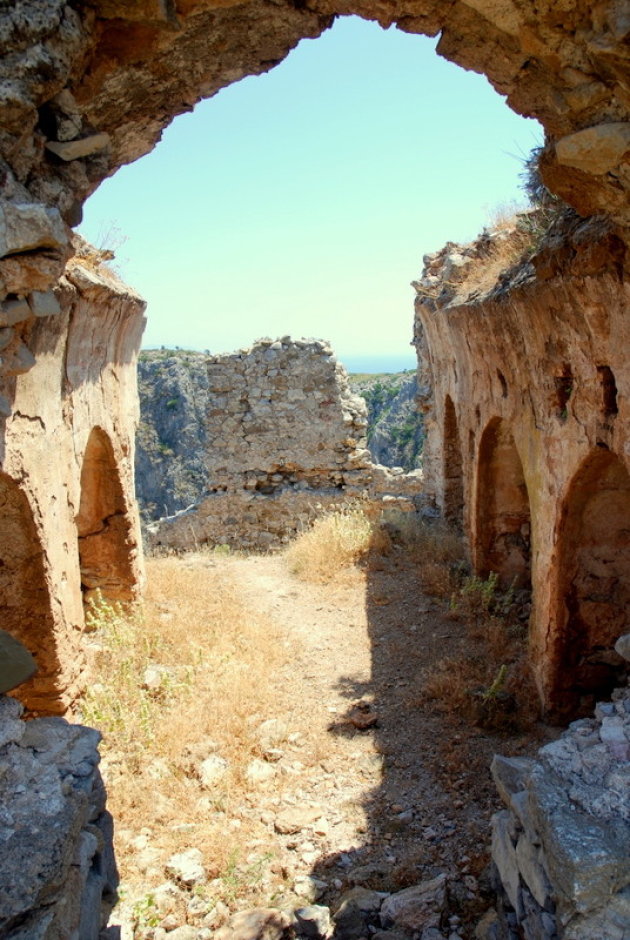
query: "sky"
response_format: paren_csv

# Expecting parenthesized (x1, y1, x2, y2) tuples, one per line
(78, 15, 541, 372)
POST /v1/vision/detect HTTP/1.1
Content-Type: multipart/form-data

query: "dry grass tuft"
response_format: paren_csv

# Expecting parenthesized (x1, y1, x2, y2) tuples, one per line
(286, 504, 379, 582)
(77, 558, 292, 919)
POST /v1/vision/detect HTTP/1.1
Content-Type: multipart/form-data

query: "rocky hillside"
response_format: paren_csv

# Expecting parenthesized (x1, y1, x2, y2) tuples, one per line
(135, 350, 211, 521)
(136, 352, 424, 521)
(350, 371, 424, 471)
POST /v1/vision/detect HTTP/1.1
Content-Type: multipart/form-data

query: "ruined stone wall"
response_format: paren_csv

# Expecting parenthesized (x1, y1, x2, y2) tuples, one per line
(148, 338, 422, 553)
(0, 1, 628, 423)
(414, 214, 629, 719)
(0, 240, 145, 714)
(0, 695, 116, 939)
(490, 663, 630, 940)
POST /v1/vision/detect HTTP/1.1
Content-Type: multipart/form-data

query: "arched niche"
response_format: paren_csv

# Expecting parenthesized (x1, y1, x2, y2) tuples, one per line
(551, 448, 630, 717)
(0, 471, 61, 712)
(76, 428, 136, 603)
(475, 418, 531, 589)
(443, 395, 464, 529)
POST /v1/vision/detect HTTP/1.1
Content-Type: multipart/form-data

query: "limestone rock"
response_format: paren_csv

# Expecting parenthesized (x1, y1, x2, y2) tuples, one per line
(199, 754, 229, 787)
(0, 701, 115, 938)
(490, 755, 535, 806)
(0, 204, 68, 258)
(165, 848, 206, 887)
(0, 297, 31, 327)
(379, 875, 447, 934)
(555, 124, 630, 175)
(28, 289, 61, 317)
(45, 133, 110, 161)
(294, 905, 332, 938)
(274, 805, 324, 834)
(0, 629, 37, 694)
(215, 907, 294, 940)
(245, 758, 277, 786)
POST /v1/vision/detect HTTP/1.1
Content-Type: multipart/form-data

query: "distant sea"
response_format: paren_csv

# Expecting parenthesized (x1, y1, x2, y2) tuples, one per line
(340, 353, 417, 375)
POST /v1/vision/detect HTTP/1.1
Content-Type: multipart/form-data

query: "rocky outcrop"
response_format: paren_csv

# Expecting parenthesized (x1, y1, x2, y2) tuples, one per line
(354, 372, 425, 471)
(414, 212, 629, 719)
(0, 239, 145, 714)
(136, 350, 210, 521)
(148, 338, 422, 553)
(490, 681, 630, 940)
(0, 695, 116, 939)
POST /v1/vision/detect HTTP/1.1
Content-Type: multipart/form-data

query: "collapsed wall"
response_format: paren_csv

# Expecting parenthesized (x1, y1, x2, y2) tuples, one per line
(148, 337, 422, 553)
(490, 644, 630, 940)
(0, 695, 116, 939)
(414, 213, 629, 721)
(0, 238, 145, 714)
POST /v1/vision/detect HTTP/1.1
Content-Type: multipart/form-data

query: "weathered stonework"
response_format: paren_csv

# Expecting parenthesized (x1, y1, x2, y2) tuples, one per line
(490, 683, 630, 940)
(148, 337, 422, 552)
(0, 0, 628, 408)
(0, 240, 145, 714)
(414, 213, 629, 720)
(0, 695, 117, 939)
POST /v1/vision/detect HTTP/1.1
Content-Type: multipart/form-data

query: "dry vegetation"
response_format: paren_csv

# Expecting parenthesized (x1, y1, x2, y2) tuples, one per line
(287, 506, 536, 729)
(78, 557, 295, 923)
(285, 502, 391, 583)
(77, 508, 540, 933)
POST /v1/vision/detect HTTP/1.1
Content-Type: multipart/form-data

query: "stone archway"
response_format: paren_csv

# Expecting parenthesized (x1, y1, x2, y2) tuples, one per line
(475, 418, 531, 588)
(0, 472, 60, 712)
(76, 428, 136, 603)
(1, 0, 628, 262)
(443, 395, 464, 528)
(551, 448, 630, 716)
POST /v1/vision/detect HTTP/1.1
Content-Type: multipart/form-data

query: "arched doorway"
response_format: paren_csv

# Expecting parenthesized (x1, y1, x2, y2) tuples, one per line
(443, 395, 464, 529)
(475, 419, 531, 588)
(552, 449, 630, 716)
(0, 472, 60, 711)
(76, 428, 136, 603)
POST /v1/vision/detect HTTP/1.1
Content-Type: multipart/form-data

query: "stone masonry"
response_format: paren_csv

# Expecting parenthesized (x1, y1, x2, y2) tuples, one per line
(490, 672, 630, 939)
(148, 337, 422, 553)
(0, 695, 117, 939)
(414, 213, 629, 720)
(0, 237, 145, 714)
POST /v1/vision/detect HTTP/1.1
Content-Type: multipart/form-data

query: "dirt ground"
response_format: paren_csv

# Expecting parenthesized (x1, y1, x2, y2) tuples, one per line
(202, 547, 552, 929)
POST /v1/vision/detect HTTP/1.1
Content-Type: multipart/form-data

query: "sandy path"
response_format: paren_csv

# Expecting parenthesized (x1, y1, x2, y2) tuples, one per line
(215, 550, 541, 928)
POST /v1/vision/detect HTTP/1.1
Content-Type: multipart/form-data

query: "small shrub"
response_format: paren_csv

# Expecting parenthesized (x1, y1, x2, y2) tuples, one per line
(286, 504, 378, 582)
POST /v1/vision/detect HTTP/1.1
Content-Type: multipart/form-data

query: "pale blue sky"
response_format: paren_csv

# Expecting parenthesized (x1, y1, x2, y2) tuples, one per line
(78, 15, 540, 371)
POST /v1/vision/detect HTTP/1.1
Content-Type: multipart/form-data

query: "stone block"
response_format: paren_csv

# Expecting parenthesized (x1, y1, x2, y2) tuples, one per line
(491, 811, 522, 914)
(45, 133, 110, 161)
(555, 123, 630, 175)
(491, 754, 535, 805)
(5, 341, 36, 375)
(515, 834, 551, 907)
(380, 874, 446, 934)
(0, 630, 37, 694)
(0, 296, 30, 326)
(28, 290, 61, 317)
(562, 887, 630, 940)
(0, 203, 68, 258)
(527, 769, 630, 913)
